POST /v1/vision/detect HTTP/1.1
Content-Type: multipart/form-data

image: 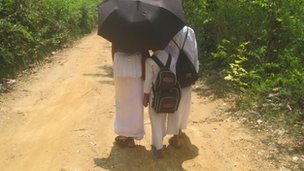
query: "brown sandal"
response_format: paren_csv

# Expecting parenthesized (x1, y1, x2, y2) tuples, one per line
(156, 148, 164, 158)
(115, 136, 135, 148)
(126, 137, 135, 148)
(151, 146, 164, 159)
(169, 136, 182, 148)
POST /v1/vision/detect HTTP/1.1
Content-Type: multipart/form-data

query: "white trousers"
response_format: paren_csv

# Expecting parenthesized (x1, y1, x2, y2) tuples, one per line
(149, 105, 167, 150)
(167, 86, 192, 135)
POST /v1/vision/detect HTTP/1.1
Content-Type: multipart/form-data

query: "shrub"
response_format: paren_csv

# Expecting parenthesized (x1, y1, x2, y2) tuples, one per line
(0, 0, 101, 82)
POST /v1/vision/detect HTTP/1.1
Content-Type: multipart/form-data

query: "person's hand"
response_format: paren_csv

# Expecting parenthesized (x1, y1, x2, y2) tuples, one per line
(143, 93, 149, 107)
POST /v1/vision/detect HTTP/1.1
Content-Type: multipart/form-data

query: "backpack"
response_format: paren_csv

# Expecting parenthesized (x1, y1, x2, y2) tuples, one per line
(173, 28, 199, 88)
(151, 54, 181, 113)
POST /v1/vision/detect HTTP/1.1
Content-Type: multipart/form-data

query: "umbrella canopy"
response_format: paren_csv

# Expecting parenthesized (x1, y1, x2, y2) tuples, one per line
(97, 0, 185, 53)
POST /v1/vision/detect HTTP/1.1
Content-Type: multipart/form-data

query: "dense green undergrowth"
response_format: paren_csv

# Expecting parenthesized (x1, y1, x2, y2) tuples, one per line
(0, 0, 101, 81)
(183, 0, 304, 137)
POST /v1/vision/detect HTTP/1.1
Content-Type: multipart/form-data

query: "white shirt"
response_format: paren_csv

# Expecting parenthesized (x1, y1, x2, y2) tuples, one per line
(113, 52, 142, 77)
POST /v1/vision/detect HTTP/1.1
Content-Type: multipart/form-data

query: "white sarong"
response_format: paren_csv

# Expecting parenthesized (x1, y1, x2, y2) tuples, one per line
(113, 52, 145, 139)
(114, 77, 145, 139)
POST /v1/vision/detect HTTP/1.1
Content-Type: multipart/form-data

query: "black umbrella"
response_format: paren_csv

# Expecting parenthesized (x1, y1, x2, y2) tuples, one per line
(97, 0, 185, 53)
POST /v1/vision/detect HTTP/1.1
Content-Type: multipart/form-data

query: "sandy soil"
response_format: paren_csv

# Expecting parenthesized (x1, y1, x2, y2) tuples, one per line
(0, 33, 279, 171)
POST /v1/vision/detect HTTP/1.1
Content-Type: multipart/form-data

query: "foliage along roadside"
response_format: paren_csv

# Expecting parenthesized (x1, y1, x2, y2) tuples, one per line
(183, 0, 304, 137)
(0, 0, 101, 83)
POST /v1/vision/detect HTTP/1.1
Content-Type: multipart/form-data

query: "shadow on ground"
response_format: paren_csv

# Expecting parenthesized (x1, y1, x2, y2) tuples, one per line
(97, 65, 113, 78)
(83, 65, 114, 85)
(94, 134, 199, 171)
(83, 65, 113, 78)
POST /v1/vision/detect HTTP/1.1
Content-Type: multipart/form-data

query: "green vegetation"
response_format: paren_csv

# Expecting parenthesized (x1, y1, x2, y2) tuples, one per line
(183, 0, 304, 136)
(0, 0, 101, 81)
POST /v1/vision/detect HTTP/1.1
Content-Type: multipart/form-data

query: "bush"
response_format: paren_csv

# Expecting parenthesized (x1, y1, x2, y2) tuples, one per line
(0, 0, 101, 81)
(183, 0, 304, 132)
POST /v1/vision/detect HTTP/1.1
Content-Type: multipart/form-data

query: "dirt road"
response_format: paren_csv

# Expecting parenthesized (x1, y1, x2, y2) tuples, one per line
(0, 33, 278, 171)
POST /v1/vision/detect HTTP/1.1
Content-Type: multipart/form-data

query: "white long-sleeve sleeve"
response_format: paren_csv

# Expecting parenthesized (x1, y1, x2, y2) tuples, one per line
(144, 58, 154, 94)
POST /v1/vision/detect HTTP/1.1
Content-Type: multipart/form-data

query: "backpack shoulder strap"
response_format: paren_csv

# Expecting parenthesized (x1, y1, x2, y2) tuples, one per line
(151, 55, 164, 68)
(181, 27, 189, 49)
(172, 27, 189, 50)
(165, 54, 172, 68)
(151, 54, 172, 69)
(172, 39, 180, 50)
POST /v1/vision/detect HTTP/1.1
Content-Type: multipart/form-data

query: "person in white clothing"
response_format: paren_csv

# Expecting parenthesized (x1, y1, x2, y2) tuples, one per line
(166, 26, 199, 148)
(143, 50, 175, 158)
(112, 44, 149, 147)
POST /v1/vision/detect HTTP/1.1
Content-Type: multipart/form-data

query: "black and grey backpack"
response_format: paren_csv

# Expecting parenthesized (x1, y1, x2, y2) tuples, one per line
(151, 54, 181, 113)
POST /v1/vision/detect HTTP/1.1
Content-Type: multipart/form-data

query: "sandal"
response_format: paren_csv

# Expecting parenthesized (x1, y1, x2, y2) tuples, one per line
(126, 137, 135, 148)
(169, 136, 182, 148)
(156, 148, 164, 158)
(178, 129, 185, 138)
(151, 146, 164, 159)
(115, 136, 128, 147)
(115, 136, 135, 148)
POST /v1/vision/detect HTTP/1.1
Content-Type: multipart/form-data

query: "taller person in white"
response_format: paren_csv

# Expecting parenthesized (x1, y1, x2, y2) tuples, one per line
(112, 45, 149, 147)
(166, 26, 199, 148)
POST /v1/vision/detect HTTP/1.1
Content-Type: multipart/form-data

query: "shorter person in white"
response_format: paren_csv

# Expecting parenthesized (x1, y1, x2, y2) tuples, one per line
(143, 50, 176, 158)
